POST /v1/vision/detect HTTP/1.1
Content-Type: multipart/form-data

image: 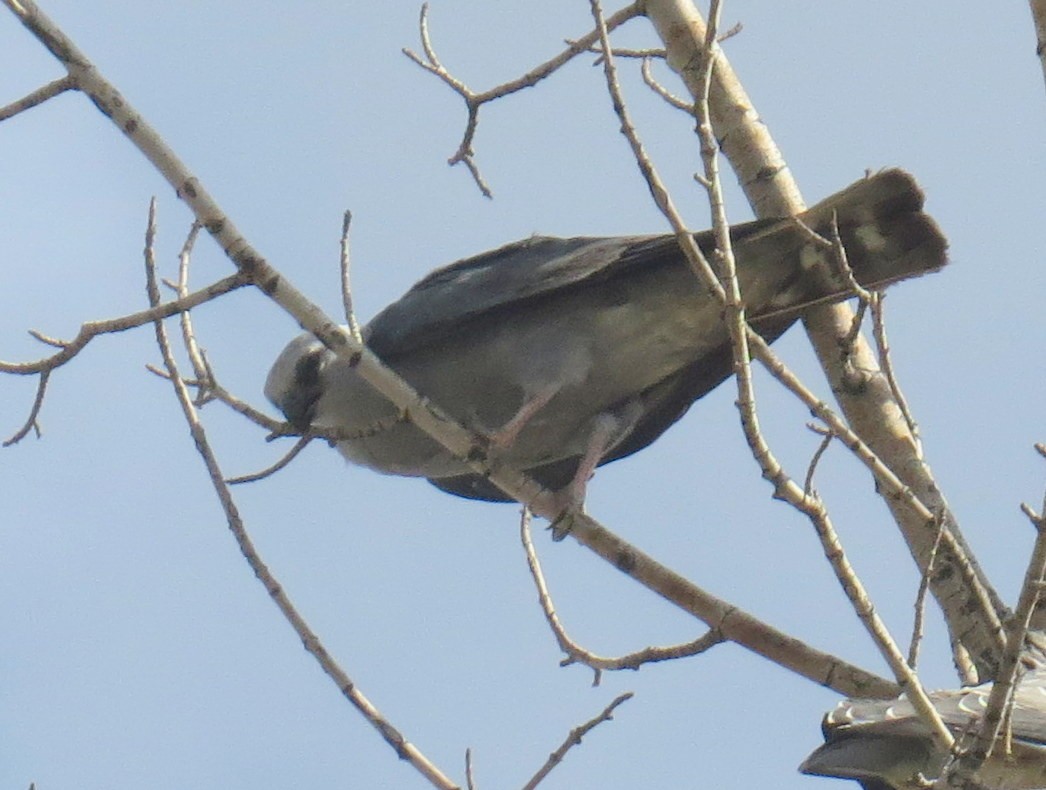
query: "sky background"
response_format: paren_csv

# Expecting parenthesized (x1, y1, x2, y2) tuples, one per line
(1, 2, 1044, 789)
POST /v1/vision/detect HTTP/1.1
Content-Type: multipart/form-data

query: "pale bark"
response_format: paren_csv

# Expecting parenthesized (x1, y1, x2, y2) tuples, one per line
(642, 0, 1008, 680)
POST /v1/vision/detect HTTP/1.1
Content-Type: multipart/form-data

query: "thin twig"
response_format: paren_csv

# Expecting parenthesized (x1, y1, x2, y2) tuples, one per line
(2, 370, 49, 446)
(842, 299, 868, 357)
(340, 210, 363, 343)
(519, 692, 633, 790)
(640, 57, 693, 112)
(521, 509, 722, 685)
(464, 749, 476, 790)
(872, 293, 922, 455)
(585, 44, 666, 61)
(174, 222, 209, 394)
(589, 0, 953, 751)
(0, 272, 249, 375)
(403, 1, 642, 196)
(945, 503, 1046, 786)
(804, 423, 833, 494)
(0, 74, 75, 121)
(144, 362, 415, 450)
(791, 214, 874, 356)
(142, 200, 459, 790)
(226, 436, 313, 485)
(910, 516, 946, 670)
(144, 365, 286, 433)
(1, 0, 898, 700)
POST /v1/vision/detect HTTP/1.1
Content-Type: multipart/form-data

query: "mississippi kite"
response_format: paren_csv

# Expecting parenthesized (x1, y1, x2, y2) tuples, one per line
(266, 169, 947, 505)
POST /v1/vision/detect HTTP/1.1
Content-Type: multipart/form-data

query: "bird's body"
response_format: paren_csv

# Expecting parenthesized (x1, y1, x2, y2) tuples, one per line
(265, 169, 948, 502)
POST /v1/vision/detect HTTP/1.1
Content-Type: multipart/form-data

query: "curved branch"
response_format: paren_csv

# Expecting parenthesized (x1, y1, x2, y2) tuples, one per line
(402, 1, 643, 196)
(0, 272, 249, 375)
(3, 370, 49, 446)
(142, 200, 460, 790)
(3, 0, 896, 700)
(521, 509, 724, 684)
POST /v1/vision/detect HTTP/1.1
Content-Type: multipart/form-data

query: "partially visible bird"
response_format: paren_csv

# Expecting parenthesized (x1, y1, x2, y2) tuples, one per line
(266, 169, 947, 506)
(799, 667, 1046, 789)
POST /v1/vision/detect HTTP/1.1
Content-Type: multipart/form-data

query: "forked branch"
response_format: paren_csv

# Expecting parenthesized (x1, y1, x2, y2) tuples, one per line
(403, 1, 642, 196)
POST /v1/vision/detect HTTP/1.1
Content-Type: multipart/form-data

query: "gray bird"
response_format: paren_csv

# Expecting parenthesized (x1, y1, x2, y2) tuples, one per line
(800, 667, 1046, 789)
(265, 169, 947, 505)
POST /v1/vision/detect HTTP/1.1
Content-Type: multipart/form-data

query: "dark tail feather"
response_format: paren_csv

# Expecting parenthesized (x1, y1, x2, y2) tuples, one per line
(785, 168, 947, 289)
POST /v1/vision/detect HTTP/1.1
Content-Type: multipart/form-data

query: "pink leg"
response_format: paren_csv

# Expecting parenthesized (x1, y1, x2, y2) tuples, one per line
(487, 384, 561, 449)
(551, 412, 621, 514)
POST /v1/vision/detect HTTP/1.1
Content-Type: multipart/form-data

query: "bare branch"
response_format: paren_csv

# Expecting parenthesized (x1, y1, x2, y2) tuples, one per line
(945, 511, 1046, 787)
(643, 0, 1006, 677)
(790, 213, 875, 355)
(520, 692, 633, 790)
(173, 222, 210, 391)
(521, 509, 722, 684)
(226, 436, 314, 485)
(589, 0, 950, 746)
(586, 45, 666, 60)
(2, 0, 898, 699)
(144, 364, 287, 434)
(0, 272, 249, 376)
(1029, 0, 1046, 94)
(141, 200, 460, 790)
(402, 1, 643, 196)
(339, 210, 363, 343)
(872, 293, 923, 454)
(640, 57, 693, 112)
(803, 423, 833, 494)
(0, 75, 74, 122)
(910, 517, 946, 669)
(2, 370, 49, 446)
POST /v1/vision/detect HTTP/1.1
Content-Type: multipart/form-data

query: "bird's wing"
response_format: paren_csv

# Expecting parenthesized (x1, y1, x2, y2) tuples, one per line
(420, 169, 948, 502)
(365, 233, 675, 358)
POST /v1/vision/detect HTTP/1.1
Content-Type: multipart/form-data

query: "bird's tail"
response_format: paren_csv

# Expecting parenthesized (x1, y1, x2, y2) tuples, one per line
(736, 168, 949, 322)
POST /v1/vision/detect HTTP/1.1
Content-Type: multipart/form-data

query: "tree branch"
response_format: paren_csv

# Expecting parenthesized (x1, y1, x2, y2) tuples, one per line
(142, 199, 460, 790)
(520, 692, 634, 790)
(0, 0, 897, 701)
(402, 1, 642, 196)
(642, 0, 1007, 681)
(590, 0, 948, 746)
(0, 74, 74, 121)
(521, 509, 723, 685)
(1029, 0, 1046, 94)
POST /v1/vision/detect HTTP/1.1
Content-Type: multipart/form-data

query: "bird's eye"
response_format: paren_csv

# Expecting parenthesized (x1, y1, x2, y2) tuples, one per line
(294, 348, 326, 389)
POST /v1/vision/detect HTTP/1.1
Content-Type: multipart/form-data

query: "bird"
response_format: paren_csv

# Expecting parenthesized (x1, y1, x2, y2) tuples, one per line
(265, 169, 947, 507)
(799, 665, 1046, 789)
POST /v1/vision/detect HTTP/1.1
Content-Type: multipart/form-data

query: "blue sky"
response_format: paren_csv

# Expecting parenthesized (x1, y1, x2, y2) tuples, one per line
(2, 2, 1044, 789)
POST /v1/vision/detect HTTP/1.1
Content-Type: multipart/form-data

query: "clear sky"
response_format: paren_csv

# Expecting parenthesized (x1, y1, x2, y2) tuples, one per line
(2, 2, 1044, 789)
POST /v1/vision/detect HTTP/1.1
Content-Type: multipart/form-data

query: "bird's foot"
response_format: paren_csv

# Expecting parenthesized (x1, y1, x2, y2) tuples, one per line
(546, 483, 587, 541)
(484, 385, 561, 450)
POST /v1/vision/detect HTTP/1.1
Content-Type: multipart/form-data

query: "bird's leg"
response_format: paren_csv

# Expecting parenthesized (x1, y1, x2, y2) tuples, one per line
(560, 413, 619, 504)
(486, 383, 562, 449)
(549, 405, 641, 539)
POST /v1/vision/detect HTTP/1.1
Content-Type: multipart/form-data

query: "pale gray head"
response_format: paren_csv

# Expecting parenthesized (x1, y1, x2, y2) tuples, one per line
(264, 333, 332, 431)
